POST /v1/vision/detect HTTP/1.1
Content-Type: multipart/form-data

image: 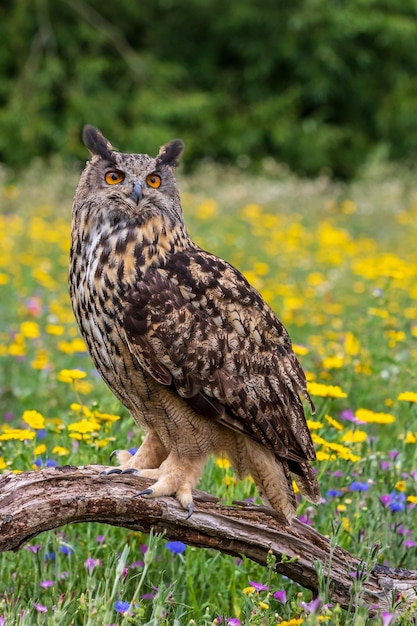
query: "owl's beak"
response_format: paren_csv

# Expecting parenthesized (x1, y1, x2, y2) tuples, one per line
(132, 181, 142, 205)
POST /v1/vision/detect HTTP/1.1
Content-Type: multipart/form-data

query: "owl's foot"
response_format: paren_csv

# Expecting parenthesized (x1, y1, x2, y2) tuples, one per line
(102, 446, 205, 516)
(132, 453, 205, 517)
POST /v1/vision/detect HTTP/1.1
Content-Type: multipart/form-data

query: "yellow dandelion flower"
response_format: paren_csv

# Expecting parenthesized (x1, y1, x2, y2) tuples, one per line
(341, 516, 351, 532)
(407, 496, 417, 505)
(57, 369, 87, 383)
(398, 391, 417, 404)
(242, 586, 255, 595)
(67, 419, 100, 434)
(355, 408, 396, 424)
(292, 480, 299, 494)
(195, 198, 217, 220)
(22, 410, 45, 430)
(75, 380, 94, 395)
(0, 428, 36, 441)
(20, 321, 40, 339)
(52, 446, 70, 456)
(405, 432, 417, 444)
(216, 457, 232, 469)
(307, 382, 347, 399)
(395, 481, 407, 492)
(0, 273, 9, 285)
(293, 344, 309, 356)
(95, 438, 111, 448)
(337, 504, 347, 512)
(307, 420, 323, 430)
(94, 411, 121, 423)
(316, 450, 332, 461)
(70, 403, 94, 418)
(259, 601, 269, 610)
(31, 349, 50, 370)
(322, 355, 344, 370)
(45, 324, 65, 336)
(34, 444, 46, 455)
(345, 331, 360, 356)
(324, 414, 344, 431)
(340, 430, 367, 444)
(222, 475, 237, 486)
(279, 619, 304, 626)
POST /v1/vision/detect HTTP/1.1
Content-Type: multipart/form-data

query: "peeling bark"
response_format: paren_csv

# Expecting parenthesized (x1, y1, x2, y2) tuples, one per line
(0, 466, 416, 613)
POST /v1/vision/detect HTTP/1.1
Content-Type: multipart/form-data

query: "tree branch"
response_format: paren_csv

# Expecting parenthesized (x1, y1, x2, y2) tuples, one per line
(0, 466, 415, 613)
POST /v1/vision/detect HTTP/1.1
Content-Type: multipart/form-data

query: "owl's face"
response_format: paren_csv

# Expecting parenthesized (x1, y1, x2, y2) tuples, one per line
(74, 126, 184, 226)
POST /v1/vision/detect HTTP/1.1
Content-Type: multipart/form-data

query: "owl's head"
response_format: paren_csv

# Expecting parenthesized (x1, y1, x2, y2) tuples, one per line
(74, 125, 184, 225)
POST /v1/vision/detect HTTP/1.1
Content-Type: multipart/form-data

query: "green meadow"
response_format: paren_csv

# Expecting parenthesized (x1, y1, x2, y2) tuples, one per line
(1, 161, 417, 625)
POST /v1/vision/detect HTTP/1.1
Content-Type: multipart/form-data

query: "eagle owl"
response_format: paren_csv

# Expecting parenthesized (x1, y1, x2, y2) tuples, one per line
(69, 126, 320, 521)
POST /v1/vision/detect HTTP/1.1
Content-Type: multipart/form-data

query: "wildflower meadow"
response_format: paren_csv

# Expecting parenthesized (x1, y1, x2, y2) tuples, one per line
(1, 160, 417, 625)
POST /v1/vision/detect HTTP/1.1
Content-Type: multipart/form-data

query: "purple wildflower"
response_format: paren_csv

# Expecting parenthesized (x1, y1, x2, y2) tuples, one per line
(249, 580, 268, 592)
(227, 620, 242, 626)
(96, 534, 105, 543)
(273, 589, 286, 603)
(380, 494, 391, 508)
(381, 612, 396, 626)
(388, 450, 399, 460)
(25, 544, 41, 554)
(380, 461, 391, 471)
(84, 557, 102, 575)
(59, 545, 74, 556)
(40, 580, 54, 589)
(339, 409, 364, 425)
(404, 540, 417, 548)
(301, 596, 321, 613)
(32, 603, 48, 613)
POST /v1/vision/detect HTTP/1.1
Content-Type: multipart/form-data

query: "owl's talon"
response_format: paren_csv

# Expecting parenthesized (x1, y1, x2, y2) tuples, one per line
(133, 488, 153, 498)
(120, 468, 139, 475)
(185, 502, 194, 520)
(109, 449, 119, 462)
(100, 468, 122, 476)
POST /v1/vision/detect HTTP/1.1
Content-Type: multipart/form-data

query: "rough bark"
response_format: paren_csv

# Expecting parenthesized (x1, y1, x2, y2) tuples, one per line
(0, 465, 416, 613)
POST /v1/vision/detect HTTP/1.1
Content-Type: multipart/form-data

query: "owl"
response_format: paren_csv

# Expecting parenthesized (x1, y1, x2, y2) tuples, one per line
(69, 125, 320, 521)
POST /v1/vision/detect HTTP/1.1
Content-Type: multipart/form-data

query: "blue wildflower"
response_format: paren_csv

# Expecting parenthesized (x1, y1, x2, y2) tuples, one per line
(165, 541, 186, 554)
(389, 491, 406, 513)
(349, 482, 370, 492)
(114, 601, 131, 614)
(326, 489, 343, 498)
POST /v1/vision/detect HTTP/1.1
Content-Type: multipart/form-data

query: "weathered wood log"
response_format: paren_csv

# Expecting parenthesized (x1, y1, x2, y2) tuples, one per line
(0, 465, 415, 614)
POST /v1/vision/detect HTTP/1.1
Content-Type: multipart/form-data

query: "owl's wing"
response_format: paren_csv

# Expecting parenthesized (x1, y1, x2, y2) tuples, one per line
(123, 249, 315, 464)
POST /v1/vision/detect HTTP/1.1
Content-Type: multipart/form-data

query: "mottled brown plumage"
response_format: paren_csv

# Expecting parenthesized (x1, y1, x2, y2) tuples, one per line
(69, 125, 320, 521)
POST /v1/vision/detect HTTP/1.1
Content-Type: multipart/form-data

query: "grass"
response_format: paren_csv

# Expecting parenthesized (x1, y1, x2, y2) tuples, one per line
(1, 158, 417, 625)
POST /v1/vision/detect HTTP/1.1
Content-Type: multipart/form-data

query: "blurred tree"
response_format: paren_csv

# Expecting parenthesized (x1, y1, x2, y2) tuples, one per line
(1, 0, 417, 177)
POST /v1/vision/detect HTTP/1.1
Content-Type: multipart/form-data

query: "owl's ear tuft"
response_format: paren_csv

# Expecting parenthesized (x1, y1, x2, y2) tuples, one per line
(82, 125, 114, 161)
(156, 139, 184, 168)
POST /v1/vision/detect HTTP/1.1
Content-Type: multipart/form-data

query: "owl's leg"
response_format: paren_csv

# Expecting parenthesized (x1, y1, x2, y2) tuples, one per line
(134, 452, 206, 516)
(107, 430, 168, 471)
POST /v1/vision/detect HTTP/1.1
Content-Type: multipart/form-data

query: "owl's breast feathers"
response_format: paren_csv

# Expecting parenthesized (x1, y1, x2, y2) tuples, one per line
(123, 246, 316, 468)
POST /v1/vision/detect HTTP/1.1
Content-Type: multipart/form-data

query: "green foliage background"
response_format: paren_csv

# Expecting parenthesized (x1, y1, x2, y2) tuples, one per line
(2, 0, 417, 177)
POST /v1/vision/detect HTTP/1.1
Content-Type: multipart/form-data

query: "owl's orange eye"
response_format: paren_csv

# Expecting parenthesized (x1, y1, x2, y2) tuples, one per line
(105, 170, 125, 185)
(146, 173, 161, 189)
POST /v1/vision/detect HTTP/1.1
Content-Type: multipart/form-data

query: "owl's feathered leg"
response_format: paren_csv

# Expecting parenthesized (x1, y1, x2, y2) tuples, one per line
(134, 452, 206, 515)
(241, 440, 297, 522)
(108, 429, 168, 471)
